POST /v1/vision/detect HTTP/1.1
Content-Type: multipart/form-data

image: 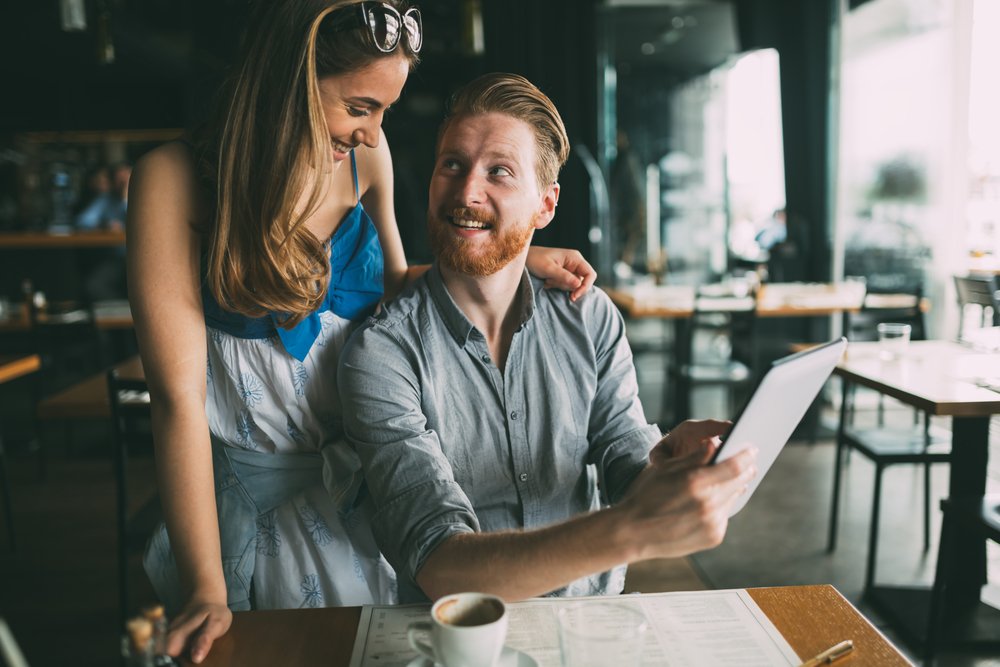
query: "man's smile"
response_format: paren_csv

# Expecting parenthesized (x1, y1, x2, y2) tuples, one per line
(447, 216, 493, 230)
(443, 207, 497, 231)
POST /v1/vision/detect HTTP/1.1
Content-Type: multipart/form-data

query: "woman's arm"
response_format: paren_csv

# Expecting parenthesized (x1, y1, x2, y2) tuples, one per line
(359, 129, 410, 300)
(126, 143, 231, 664)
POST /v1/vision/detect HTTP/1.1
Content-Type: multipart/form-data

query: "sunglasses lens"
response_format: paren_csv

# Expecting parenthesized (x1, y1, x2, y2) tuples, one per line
(364, 6, 397, 51)
(382, 13, 402, 51)
(403, 9, 422, 52)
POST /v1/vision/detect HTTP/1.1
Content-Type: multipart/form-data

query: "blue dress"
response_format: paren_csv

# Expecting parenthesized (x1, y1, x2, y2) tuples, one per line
(144, 151, 397, 610)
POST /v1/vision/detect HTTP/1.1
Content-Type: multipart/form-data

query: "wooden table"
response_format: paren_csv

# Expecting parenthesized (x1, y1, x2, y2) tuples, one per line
(605, 281, 868, 320)
(0, 302, 133, 333)
(834, 340, 1000, 648)
(0, 354, 40, 385)
(607, 282, 869, 422)
(190, 585, 909, 666)
(0, 230, 126, 249)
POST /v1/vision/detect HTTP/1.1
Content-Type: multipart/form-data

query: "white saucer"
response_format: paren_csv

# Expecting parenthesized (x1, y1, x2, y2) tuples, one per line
(405, 645, 538, 667)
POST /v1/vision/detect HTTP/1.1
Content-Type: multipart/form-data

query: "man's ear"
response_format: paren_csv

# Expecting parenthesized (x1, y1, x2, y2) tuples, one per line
(534, 181, 560, 230)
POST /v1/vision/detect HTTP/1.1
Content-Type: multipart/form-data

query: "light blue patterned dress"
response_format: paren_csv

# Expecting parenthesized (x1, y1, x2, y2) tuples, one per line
(144, 151, 396, 610)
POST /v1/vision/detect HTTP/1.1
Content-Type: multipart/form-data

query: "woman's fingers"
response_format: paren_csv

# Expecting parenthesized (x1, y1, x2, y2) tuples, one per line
(165, 603, 232, 664)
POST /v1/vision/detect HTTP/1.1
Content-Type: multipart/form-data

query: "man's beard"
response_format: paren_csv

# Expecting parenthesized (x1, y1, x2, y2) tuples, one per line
(428, 207, 536, 276)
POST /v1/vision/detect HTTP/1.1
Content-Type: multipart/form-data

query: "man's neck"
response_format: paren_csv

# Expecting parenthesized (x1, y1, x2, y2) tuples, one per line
(439, 253, 528, 373)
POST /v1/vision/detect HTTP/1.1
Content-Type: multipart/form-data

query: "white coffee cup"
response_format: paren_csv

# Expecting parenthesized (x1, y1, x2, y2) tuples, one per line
(407, 592, 508, 667)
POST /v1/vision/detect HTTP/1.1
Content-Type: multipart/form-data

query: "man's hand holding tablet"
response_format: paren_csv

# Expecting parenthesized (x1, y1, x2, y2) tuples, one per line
(620, 423, 758, 559)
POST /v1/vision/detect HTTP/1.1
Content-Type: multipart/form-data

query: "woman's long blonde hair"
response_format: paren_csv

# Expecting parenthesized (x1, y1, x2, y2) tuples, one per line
(198, 0, 418, 327)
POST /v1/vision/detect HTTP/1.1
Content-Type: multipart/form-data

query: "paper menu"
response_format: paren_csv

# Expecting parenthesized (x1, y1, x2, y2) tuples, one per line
(347, 589, 800, 667)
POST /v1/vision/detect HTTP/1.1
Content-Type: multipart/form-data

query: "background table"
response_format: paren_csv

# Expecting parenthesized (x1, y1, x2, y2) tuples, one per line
(835, 340, 1000, 648)
(189, 585, 909, 666)
(605, 281, 868, 319)
(0, 230, 126, 249)
(606, 282, 868, 423)
(0, 302, 133, 333)
(0, 354, 40, 385)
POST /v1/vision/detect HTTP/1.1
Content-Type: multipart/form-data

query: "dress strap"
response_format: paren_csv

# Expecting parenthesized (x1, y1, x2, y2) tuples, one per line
(350, 150, 360, 203)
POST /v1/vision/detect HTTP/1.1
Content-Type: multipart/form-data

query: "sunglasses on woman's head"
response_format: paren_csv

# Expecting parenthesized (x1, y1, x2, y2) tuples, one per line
(323, 2, 422, 54)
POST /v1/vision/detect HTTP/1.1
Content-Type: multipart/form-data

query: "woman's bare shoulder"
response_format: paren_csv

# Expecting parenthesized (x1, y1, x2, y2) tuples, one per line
(130, 141, 206, 224)
(133, 141, 196, 182)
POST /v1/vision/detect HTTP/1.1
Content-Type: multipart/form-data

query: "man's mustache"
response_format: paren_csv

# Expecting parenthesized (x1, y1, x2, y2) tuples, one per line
(444, 207, 498, 226)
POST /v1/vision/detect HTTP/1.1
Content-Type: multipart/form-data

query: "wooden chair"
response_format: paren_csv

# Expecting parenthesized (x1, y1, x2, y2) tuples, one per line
(954, 274, 1000, 341)
(106, 368, 157, 621)
(666, 285, 756, 423)
(827, 287, 952, 591)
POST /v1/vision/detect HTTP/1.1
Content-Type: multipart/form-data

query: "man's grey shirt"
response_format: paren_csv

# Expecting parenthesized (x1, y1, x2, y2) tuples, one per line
(338, 265, 660, 602)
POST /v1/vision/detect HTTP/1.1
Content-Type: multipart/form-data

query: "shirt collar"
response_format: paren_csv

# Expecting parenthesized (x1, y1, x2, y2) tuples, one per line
(427, 263, 538, 347)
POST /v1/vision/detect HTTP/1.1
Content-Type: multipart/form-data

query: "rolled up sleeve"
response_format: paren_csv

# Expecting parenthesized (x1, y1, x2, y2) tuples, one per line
(583, 292, 660, 504)
(338, 321, 479, 583)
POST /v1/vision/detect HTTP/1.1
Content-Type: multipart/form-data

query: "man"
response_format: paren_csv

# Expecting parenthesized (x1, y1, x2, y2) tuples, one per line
(338, 73, 757, 603)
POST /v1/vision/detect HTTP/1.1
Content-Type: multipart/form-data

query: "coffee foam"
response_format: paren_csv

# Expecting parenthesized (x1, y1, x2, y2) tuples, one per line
(435, 598, 504, 627)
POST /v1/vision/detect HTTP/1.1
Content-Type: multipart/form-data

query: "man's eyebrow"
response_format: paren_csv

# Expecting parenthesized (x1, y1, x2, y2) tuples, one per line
(437, 146, 522, 164)
(437, 147, 469, 160)
(485, 147, 519, 162)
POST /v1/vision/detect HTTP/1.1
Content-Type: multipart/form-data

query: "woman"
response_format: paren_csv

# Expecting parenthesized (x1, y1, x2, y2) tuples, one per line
(127, 0, 594, 662)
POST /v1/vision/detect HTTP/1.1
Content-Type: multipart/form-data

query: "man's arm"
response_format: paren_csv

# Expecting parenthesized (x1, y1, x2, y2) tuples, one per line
(414, 291, 756, 600)
(338, 315, 482, 589)
(581, 289, 664, 503)
(416, 442, 755, 600)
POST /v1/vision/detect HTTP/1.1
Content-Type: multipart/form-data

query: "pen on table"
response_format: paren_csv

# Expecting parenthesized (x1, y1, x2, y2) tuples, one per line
(798, 639, 854, 667)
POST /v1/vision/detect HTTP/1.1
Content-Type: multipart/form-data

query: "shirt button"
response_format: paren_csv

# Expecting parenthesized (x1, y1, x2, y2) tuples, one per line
(519, 473, 529, 482)
(510, 410, 520, 420)
(481, 354, 491, 364)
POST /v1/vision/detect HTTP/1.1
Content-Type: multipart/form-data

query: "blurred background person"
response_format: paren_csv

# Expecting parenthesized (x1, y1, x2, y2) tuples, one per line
(74, 162, 131, 300)
(75, 162, 130, 231)
(754, 207, 787, 252)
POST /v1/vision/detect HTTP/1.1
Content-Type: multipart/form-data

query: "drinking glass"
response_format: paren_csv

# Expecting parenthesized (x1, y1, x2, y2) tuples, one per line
(558, 601, 648, 667)
(877, 322, 911, 360)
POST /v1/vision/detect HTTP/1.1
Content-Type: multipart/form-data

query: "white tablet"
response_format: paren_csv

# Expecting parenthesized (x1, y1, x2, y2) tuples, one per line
(712, 337, 847, 516)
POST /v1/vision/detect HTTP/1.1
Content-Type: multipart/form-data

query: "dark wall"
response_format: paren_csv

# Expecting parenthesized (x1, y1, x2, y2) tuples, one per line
(0, 1, 244, 133)
(479, 0, 600, 259)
